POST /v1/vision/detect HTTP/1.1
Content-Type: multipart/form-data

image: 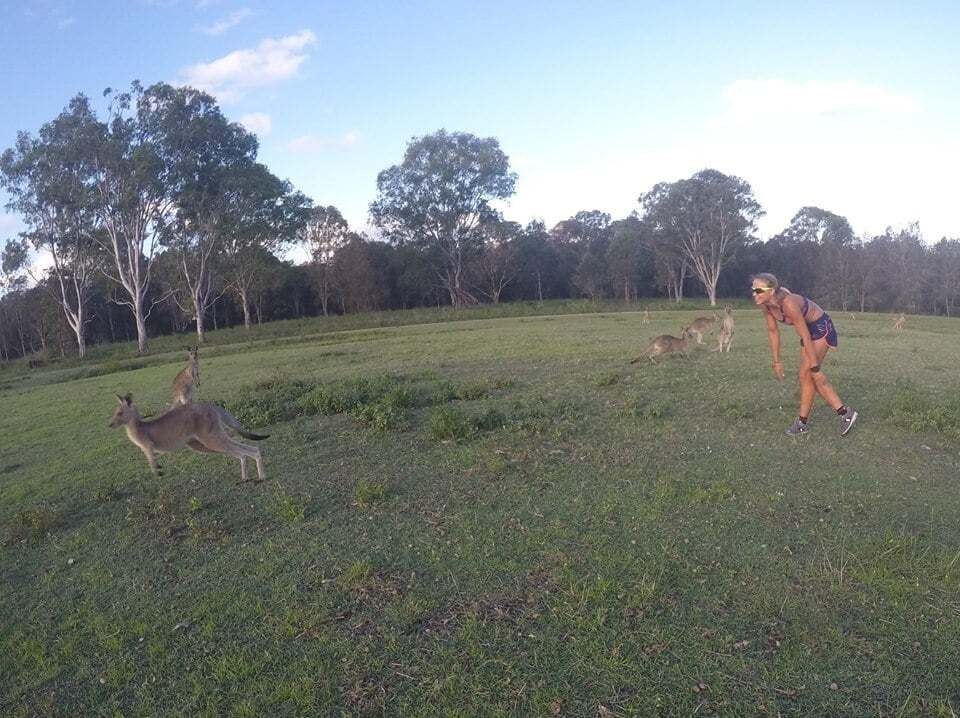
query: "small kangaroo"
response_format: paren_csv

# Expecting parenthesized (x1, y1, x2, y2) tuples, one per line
(683, 316, 716, 345)
(630, 328, 689, 364)
(893, 312, 905, 330)
(642, 307, 651, 324)
(710, 305, 734, 353)
(109, 393, 268, 482)
(172, 346, 200, 405)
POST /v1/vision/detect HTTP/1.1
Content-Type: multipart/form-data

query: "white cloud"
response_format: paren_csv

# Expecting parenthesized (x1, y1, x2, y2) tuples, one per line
(287, 131, 357, 152)
(179, 29, 317, 102)
(197, 8, 252, 36)
(719, 79, 918, 124)
(0, 212, 24, 238)
(239, 112, 272, 136)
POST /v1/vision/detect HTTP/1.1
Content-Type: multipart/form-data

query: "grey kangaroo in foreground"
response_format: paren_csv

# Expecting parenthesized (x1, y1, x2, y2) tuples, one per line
(109, 394, 268, 483)
(172, 346, 200, 405)
(630, 328, 690, 364)
(710, 305, 734, 352)
(683, 316, 716, 344)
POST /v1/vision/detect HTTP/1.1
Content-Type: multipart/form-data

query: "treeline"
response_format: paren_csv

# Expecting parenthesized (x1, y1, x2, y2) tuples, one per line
(2, 83, 959, 363)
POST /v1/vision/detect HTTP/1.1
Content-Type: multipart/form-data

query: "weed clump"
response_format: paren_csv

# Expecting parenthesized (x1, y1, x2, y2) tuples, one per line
(883, 381, 960, 438)
(269, 490, 309, 523)
(4, 505, 60, 545)
(429, 406, 475, 441)
(629, 399, 671, 422)
(354, 480, 388, 507)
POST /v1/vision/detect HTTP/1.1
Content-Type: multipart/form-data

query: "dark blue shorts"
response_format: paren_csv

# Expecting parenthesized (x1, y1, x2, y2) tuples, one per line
(805, 313, 838, 347)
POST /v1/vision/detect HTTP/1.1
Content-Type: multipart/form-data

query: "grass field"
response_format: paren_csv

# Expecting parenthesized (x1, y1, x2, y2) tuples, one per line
(2, 303, 960, 716)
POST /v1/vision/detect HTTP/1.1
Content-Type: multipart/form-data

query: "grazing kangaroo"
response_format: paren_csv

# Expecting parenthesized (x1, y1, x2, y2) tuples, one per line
(630, 328, 689, 364)
(172, 346, 200, 405)
(710, 305, 735, 353)
(893, 312, 905, 330)
(642, 308, 651, 325)
(109, 394, 268, 482)
(683, 316, 716, 345)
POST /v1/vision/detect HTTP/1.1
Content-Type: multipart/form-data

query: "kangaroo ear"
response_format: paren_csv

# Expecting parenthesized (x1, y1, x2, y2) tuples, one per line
(124, 393, 133, 404)
(115, 393, 125, 404)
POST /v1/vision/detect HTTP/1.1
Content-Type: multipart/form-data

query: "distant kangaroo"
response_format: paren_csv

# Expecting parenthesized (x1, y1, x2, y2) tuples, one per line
(630, 328, 689, 364)
(710, 305, 734, 353)
(171, 346, 199, 405)
(683, 316, 716, 345)
(642, 307, 651, 324)
(109, 394, 268, 482)
(893, 312, 906, 330)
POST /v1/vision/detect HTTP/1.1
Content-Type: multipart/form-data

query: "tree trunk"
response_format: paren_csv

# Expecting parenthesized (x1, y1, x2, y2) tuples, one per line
(133, 294, 149, 354)
(536, 271, 543, 305)
(240, 288, 253, 330)
(16, 310, 27, 357)
(106, 299, 116, 343)
(195, 311, 205, 344)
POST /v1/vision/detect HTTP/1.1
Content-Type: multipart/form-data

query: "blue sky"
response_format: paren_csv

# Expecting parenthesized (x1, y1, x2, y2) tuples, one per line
(2, 0, 959, 256)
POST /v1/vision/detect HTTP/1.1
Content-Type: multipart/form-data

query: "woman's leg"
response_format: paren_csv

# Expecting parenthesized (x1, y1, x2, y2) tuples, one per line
(797, 361, 817, 418)
(805, 339, 843, 410)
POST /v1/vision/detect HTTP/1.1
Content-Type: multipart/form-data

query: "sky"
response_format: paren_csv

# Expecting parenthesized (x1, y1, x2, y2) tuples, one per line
(2, 0, 959, 263)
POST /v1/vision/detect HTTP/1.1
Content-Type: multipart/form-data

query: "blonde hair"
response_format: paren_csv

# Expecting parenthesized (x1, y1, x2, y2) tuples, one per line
(751, 272, 790, 301)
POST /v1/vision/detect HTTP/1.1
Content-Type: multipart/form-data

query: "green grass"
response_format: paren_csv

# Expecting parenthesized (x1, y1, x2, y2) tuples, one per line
(2, 305, 960, 716)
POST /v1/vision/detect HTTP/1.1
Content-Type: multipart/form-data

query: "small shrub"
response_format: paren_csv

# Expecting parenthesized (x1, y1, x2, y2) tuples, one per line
(429, 406, 474, 441)
(629, 400, 671, 422)
(351, 401, 406, 431)
(340, 559, 374, 588)
(593, 371, 620, 387)
(5, 505, 60, 545)
(429, 380, 459, 405)
(269, 491, 309, 523)
(717, 401, 750, 419)
(226, 376, 314, 426)
(474, 407, 508, 432)
(94, 482, 122, 504)
(354, 480, 388, 507)
(456, 382, 490, 401)
(492, 376, 516, 391)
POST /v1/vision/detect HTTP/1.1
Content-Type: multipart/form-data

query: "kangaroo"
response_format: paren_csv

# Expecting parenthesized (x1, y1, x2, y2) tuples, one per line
(172, 346, 200, 405)
(630, 328, 689, 364)
(642, 308, 651, 325)
(109, 394, 268, 483)
(710, 305, 734, 353)
(893, 312, 905, 330)
(683, 316, 716, 345)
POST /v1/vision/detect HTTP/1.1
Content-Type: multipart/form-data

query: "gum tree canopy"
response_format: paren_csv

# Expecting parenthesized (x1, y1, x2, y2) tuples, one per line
(641, 169, 763, 306)
(370, 129, 517, 307)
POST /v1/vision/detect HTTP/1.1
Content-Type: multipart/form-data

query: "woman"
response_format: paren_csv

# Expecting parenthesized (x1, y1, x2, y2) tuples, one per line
(751, 273, 858, 436)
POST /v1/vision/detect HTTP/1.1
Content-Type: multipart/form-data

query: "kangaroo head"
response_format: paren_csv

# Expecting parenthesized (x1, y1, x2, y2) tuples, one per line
(186, 346, 199, 362)
(109, 393, 136, 428)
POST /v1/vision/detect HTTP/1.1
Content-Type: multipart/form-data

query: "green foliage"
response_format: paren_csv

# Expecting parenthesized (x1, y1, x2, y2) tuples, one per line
(592, 371, 620, 387)
(882, 380, 960, 438)
(628, 399, 671, 422)
(4, 505, 59, 544)
(429, 405, 475, 441)
(268, 491, 309, 524)
(339, 559, 374, 588)
(353, 480, 388, 507)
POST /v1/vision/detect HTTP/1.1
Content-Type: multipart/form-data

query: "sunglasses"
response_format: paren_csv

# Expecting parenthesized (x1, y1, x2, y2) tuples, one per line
(751, 287, 773, 295)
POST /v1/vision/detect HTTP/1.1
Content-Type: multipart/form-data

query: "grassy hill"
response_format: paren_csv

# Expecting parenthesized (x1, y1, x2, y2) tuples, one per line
(2, 305, 959, 716)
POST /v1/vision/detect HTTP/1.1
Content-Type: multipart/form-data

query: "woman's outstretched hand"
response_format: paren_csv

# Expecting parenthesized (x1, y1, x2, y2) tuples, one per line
(772, 361, 785, 381)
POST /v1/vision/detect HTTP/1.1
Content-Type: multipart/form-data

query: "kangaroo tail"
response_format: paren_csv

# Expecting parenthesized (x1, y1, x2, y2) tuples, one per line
(216, 406, 270, 440)
(237, 429, 270, 441)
